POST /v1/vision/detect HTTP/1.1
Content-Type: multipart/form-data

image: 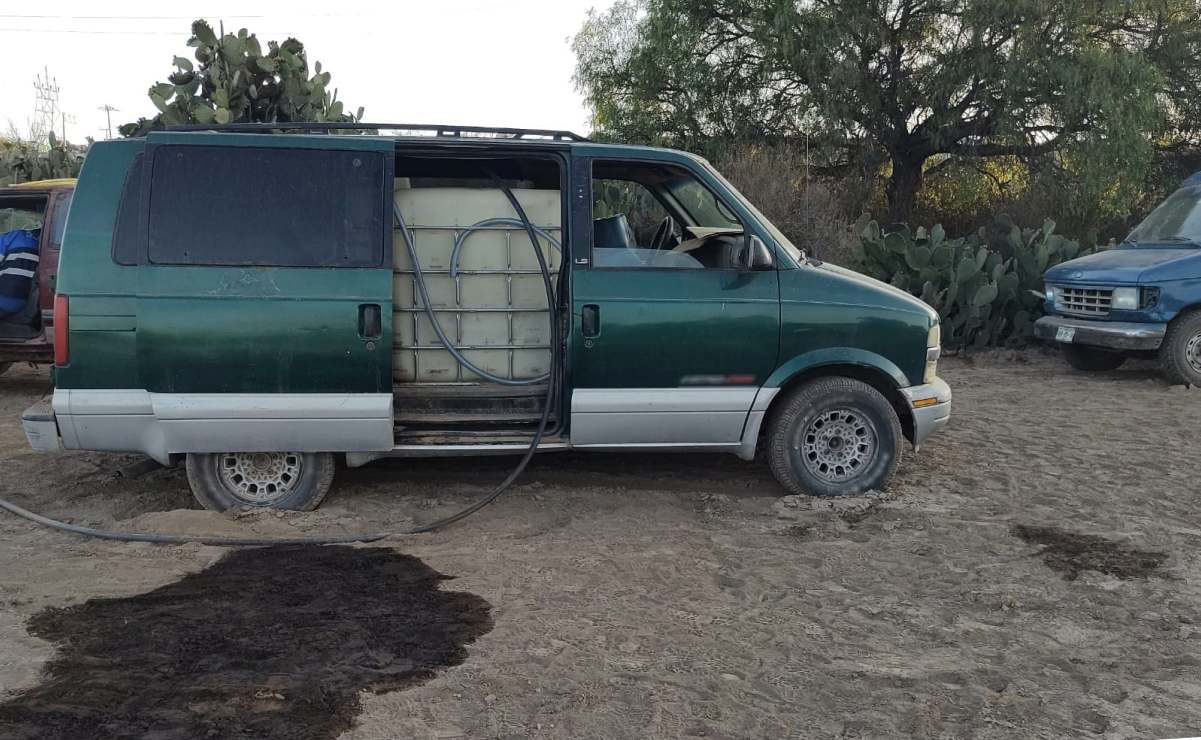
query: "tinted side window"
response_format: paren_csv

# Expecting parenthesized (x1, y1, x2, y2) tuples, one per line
(148, 146, 384, 267)
(112, 154, 143, 265)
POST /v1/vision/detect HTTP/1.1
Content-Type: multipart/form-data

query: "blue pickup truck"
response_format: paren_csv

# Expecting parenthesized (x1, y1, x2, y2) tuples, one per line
(1035, 174, 1201, 386)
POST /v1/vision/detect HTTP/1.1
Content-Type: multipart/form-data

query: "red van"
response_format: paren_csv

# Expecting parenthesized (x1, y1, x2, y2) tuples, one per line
(0, 179, 73, 375)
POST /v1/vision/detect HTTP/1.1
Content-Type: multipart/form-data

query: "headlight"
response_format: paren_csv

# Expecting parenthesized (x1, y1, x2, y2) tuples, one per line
(1111, 287, 1139, 310)
(1045, 286, 1055, 303)
(924, 323, 940, 383)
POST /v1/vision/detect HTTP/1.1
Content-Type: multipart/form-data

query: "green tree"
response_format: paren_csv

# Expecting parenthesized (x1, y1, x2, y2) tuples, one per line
(121, 20, 361, 137)
(574, 0, 1199, 223)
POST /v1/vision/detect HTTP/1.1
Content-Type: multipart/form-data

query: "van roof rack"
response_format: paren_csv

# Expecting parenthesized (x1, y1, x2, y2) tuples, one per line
(164, 122, 590, 142)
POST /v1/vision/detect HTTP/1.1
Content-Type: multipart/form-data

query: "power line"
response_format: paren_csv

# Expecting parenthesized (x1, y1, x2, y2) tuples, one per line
(0, 14, 269, 19)
(0, 27, 297, 36)
(0, 13, 382, 20)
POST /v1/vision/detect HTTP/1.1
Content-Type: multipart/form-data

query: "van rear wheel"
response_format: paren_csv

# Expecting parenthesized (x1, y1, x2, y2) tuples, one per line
(766, 377, 903, 497)
(185, 452, 335, 512)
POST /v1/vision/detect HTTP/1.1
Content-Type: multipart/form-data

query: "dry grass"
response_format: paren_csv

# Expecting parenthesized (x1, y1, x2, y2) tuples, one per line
(716, 143, 859, 264)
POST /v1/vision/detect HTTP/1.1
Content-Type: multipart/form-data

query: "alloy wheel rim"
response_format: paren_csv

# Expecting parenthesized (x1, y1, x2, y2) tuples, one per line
(797, 408, 878, 483)
(216, 452, 303, 505)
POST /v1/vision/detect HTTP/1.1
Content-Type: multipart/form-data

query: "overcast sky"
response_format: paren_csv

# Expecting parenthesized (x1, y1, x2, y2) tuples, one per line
(0, 1, 614, 143)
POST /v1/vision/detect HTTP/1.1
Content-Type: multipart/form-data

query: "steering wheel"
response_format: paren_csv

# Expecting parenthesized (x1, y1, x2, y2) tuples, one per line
(649, 216, 679, 251)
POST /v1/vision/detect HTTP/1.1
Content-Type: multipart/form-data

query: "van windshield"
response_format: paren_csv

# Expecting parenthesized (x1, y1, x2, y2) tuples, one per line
(696, 158, 804, 262)
(1126, 185, 1201, 247)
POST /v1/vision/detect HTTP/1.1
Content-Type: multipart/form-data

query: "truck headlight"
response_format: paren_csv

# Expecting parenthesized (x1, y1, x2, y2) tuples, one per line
(924, 323, 941, 383)
(1111, 287, 1139, 310)
(1045, 286, 1055, 303)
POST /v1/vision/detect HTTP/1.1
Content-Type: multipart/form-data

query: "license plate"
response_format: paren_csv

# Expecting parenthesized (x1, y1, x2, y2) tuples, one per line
(1056, 326, 1076, 343)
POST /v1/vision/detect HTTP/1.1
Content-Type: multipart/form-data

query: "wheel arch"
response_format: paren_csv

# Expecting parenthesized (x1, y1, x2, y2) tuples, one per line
(1168, 302, 1201, 323)
(762, 355, 915, 446)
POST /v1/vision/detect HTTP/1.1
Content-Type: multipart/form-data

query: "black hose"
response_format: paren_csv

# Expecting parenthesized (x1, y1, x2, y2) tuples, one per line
(0, 173, 562, 546)
(0, 496, 390, 546)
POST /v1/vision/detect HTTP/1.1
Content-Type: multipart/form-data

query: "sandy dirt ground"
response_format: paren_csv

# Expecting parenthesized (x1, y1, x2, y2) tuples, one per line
(0, 353, 1199, 739)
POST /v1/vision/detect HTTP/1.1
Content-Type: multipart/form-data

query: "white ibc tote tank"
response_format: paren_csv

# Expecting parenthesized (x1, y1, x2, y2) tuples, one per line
(392, 183, 562, 384)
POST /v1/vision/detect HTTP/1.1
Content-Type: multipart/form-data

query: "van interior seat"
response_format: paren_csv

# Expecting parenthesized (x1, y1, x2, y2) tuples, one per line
(592, 214, 635, 252)
(0, 277, 41, 339)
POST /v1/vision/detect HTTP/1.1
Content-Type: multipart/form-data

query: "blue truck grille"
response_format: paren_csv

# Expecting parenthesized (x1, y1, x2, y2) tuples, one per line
(1054, 286, 1112, 317)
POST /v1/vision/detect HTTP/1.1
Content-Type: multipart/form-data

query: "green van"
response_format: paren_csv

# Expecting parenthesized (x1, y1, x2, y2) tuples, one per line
(20, 124, 950, 511)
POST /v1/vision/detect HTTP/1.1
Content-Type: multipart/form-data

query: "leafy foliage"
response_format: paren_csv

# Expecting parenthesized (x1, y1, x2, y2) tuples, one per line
(0, 132, 85, 186)
(574, 0, 1195, 223)
(853, 217, 1088, 349)
(120, 20, 362, 136)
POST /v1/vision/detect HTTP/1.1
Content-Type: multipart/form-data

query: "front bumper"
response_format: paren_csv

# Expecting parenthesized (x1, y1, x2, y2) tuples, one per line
(22, 401, 61, 452)
(900, 377, 951, 450)
(1033, 315, 1165, 351)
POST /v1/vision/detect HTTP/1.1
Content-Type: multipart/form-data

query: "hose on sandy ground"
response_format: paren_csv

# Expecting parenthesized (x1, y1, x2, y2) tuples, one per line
(0, 175, 561, 546)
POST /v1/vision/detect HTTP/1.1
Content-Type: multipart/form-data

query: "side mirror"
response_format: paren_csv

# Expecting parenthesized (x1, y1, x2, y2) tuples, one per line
(739, 235, 774, 271)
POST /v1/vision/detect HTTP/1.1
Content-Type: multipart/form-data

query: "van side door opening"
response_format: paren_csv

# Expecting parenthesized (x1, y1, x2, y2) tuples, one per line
(390, 153, 568, 443)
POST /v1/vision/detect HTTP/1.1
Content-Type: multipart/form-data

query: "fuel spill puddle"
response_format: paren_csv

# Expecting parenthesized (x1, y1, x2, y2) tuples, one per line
(1012, 524, 1167, 581)
(0, 546, 493, 740)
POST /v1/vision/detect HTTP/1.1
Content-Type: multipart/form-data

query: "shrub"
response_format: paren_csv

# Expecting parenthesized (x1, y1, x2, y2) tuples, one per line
(853, 216, 1088, 349)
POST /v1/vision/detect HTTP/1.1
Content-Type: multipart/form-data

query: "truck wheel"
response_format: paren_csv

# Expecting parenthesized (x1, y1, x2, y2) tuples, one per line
(185, 452, 335, 512)
(1159, 311, 1201, 387)
(1061, 345, 1126, 372)
(766, 377, 903, 497)
(0, 362, 10, 376)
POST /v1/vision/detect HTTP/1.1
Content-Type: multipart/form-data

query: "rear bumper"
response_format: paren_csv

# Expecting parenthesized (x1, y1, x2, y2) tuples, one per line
(22, 401, 61, 452)
(1034, 315, 1166, 351)
(900, 377, 951, 450)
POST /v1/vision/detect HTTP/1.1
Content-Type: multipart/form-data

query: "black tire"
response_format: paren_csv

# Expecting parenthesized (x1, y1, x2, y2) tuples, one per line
(766, 377, 903, 498)
(185, 452, 335, 512)
(1159, 310, 1201, 387)
(0, 362, 11, 376)
(1061, 344, 1126, 372)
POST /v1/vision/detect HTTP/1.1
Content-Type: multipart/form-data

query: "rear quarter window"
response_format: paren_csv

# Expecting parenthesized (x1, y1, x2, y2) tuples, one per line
(112, 153, 143, 265)
(147, 145, 385, 267)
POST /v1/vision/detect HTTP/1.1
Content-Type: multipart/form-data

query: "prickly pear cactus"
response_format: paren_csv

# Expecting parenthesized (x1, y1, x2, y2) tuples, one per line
(854, 215, 1088, 349)
(120, 20, 363, 137)
(0, 131, 85, 186)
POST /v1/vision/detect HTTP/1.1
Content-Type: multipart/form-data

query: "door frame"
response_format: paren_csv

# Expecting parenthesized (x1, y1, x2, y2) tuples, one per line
(566, 153, 782, 447)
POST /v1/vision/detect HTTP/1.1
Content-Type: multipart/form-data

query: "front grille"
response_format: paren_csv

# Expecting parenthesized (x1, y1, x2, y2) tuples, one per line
(1055, 286, 1112, 317)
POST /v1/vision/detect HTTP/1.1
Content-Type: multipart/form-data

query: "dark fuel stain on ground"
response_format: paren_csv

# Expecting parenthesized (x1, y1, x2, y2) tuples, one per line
(1012, 524, 1168, 581)
(0, 546, 493, 740)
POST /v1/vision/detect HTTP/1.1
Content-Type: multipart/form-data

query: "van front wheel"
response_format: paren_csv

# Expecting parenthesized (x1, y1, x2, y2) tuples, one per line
(1159, 311, 1201, 387)
(185, 451, 335, 512)
(766, 377, 903, 497)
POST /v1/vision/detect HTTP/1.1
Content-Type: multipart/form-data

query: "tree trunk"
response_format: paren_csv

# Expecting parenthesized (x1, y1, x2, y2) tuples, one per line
(885, 155, 924, 225)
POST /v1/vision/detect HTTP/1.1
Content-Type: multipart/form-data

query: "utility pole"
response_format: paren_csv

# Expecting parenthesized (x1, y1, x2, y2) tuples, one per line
(61, 112, 77, 144)
(31, 67, 60, 146)
(98, 104, 119, 140)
